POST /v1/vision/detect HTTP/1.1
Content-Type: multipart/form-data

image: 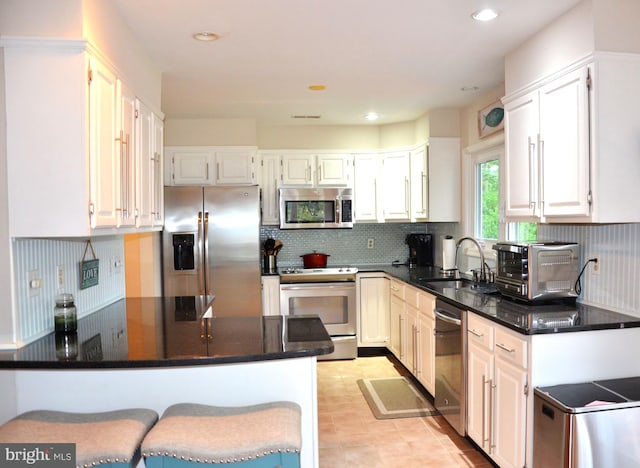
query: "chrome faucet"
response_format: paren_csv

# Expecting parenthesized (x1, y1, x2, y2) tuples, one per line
(455, 237, 490, 284)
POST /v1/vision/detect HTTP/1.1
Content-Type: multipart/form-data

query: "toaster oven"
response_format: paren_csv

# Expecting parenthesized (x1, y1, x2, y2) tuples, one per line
(492, 242, 579, 302)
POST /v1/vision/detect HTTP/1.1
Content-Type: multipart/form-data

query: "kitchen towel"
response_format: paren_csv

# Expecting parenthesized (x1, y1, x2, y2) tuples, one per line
(442, 236, 456, 270)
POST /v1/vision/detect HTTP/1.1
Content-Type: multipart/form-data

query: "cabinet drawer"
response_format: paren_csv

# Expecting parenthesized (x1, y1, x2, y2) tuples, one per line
(390, 280, 405, 300)
(495, 328, 528, 369)
(467, 314, 494, 350)
(418, 291, 435, 318)
(405, 285, 419, 309)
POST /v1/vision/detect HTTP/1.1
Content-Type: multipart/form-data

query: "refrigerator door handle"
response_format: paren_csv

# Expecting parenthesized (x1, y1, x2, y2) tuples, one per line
(203, 211, 210, 295)
(198, 211, 205, 295)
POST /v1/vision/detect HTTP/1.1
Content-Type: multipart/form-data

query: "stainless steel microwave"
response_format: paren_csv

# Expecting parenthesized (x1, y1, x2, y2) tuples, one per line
(492, 241, 579, 302)
(278, 187, 353, 229)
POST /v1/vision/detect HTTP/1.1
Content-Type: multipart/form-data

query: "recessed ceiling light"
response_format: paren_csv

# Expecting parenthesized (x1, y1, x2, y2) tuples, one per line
(471, 8, 499, 22)
(193, 31, 220, 41)
(308, 84, 326, 91)
(461, 86, 480, 92)
(364, 112, 380, 121)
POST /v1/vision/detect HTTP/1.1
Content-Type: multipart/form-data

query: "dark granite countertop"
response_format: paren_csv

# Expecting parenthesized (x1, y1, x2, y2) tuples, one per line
(352, 263, 640, 335)
(0, 296, 334, 369)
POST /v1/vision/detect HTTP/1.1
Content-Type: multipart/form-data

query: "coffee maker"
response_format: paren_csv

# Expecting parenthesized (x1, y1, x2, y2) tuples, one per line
(406, 233, 434, 267)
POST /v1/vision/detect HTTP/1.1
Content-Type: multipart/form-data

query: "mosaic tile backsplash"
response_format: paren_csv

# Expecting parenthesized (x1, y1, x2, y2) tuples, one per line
(260, 222, 460, 268)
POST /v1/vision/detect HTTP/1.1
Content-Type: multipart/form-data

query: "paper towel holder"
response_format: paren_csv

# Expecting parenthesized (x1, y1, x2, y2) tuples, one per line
(440, 235, 459, 277)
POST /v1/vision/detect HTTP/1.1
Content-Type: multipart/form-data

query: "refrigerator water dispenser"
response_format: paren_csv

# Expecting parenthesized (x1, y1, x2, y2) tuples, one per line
(173, 234, 195, 271)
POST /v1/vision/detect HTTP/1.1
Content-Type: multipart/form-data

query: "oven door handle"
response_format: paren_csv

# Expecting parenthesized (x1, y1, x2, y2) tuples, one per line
(434, 310, 462, 326)
(280, 283, 354, 290)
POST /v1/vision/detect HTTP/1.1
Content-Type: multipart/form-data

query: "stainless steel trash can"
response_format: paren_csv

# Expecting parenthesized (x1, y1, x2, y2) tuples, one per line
(534, 378, 640, 468)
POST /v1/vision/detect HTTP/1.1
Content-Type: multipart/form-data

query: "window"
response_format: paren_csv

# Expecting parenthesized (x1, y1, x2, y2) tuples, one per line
(508, 221, 537, 242)
(477, 159, 499, 240)
(463, 141, 504, 244)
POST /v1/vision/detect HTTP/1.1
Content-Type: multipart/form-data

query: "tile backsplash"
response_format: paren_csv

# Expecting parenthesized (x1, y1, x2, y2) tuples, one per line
(263, 221, 640, 318)
(13, 237, 125, 343)
(260, 222, 460, 268)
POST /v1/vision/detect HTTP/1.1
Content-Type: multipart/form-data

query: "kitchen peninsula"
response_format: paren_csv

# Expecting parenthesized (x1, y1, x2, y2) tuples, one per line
(0, 296, 333, 468)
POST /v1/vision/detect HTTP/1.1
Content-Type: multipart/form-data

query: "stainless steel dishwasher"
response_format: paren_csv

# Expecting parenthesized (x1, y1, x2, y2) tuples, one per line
(434, 298, 467, 436)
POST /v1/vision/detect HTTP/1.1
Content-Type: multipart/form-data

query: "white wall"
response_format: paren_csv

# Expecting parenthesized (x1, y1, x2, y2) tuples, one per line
(504, 0, 594, 94)
(167, 109, 459, 150)
(258, 124, 381, 149)
(0, 0, 83, 37)
(165, 118, 257, 146)
(82, 0, 162, 112)
(593, 0, 640, 53)
(505, 0, 640, 95)
(460, 84, 505, 150)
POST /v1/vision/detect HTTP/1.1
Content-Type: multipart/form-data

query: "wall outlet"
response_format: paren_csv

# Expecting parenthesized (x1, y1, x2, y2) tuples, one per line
(28, 270, 42, 297)
(367, 238, 374, 249)
(592, 256, 600, 275)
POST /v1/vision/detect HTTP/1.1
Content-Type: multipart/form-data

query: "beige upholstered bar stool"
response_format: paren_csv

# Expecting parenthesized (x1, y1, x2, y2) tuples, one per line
(142, 402, 302, 468)
(0, 408, 158, 468)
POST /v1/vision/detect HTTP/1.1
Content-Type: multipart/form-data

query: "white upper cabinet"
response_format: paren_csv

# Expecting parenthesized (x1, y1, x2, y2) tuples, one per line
(165, 146, 257, 186)
(116, 79, 138, 228)
(504, 66, 589, 222)
(504, 52, 640, 223)
(258, 153, 281, 226)
(381, 151, 411, 221)
(353, 154, 381, 222)
(538, 67, 590, 219)
(151, 113, 165, 227)
(167, 149, 212, 185)
(88, 57, 120, 230)
(427, 138, 461, 222)
(409, 146, 428, 221)
(3, 38, 163, 237)
(136, 100, 164, 228)
(351, 141, 459, 224)
(213, 149, 256, 185)
(281, 154, 314, 186)
(279, 153, 352, 187)
(316, 154, 352, 186)
(503, 91, 540, 220)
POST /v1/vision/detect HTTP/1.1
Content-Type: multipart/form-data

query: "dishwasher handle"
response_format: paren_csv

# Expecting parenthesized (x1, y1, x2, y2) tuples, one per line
(435, 309, 462, 326)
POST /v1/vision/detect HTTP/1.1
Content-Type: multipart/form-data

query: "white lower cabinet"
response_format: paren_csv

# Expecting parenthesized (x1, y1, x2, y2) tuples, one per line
(403, 303, 417, 373)
(386, 279, 436, 395)
(466, 313, 528, 468)
(261, 276, 280, 316)
(416, 291, 435, 395)
(357, 275, 390, 347)
(388, 280, 404, 359)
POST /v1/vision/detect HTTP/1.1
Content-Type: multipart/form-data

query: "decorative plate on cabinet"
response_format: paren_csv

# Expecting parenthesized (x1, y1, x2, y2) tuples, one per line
(478, 100, 504, 138)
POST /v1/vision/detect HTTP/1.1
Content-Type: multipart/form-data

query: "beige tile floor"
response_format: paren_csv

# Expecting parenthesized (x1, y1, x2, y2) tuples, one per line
(317, 355, 494, 467)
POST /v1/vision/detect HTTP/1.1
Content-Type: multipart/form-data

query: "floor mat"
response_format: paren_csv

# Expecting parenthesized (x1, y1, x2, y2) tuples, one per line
(357, 377, 437, 419)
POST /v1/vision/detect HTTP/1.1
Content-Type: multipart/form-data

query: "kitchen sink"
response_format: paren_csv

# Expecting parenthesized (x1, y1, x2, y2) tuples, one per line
(418, 278, 499, 296)
(423, 279, 471, 289)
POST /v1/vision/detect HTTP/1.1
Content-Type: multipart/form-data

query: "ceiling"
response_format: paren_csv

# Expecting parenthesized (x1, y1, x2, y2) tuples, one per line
(112, 0, 581, 126)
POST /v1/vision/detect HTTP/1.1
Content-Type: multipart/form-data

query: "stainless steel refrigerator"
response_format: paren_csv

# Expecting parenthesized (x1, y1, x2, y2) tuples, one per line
(162, 186, 262, 317)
